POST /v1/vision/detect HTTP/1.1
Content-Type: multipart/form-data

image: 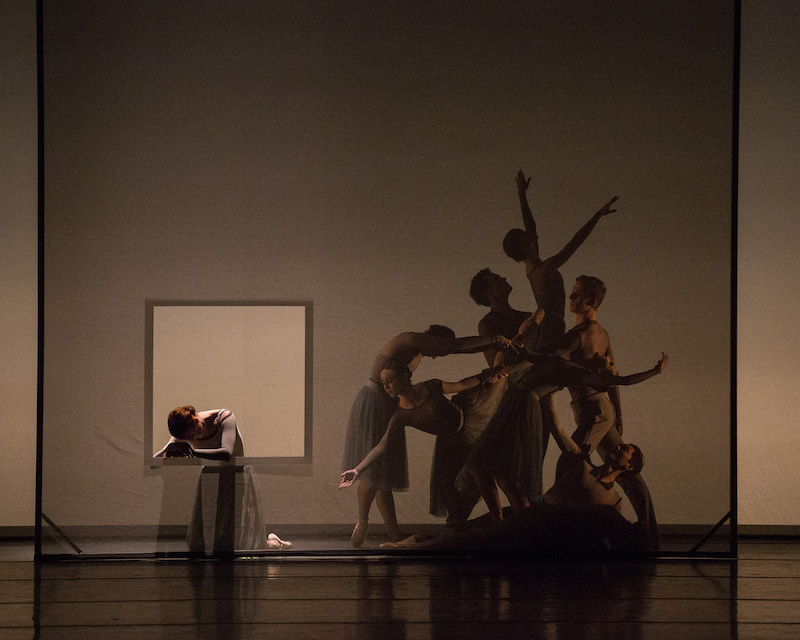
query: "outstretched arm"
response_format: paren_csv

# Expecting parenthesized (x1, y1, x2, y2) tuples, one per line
(517, 351, 667, 394)
(413, 332, 522, 357)
(547, 196, 618, 270)
(440, 366, 506, 394)
(339, 418, 400, 488)
(607, 352, 668, 386)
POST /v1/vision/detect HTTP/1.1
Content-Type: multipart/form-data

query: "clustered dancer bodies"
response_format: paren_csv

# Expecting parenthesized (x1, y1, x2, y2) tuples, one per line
(339, 172, 668, 552)
(340, 326, 521, 546)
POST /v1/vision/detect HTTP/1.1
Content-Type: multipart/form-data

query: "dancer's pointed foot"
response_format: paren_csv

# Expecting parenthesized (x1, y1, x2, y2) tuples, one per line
(351, 522, 368, 547)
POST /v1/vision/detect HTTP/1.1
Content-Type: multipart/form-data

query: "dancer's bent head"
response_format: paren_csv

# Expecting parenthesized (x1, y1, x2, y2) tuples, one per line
(426, 325, 455, 341)
(627, 445, 644, 475)
(606, 442, 644, 476)
(380, 360, 412, 397)
(574, 275, 607, 309)
(502, 228, 529, 262)
(167, 405, 198, 439)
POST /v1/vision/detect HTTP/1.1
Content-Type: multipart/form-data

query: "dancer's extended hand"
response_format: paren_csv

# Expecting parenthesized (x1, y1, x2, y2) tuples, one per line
(516, 169, 531, 195)
(339, 469, 359, 488)
(657, 352, 669, 371)
(595, 195, 619, 217)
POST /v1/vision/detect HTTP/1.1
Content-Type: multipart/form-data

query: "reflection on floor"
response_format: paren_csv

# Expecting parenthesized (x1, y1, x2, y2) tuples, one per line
(30, 519, 735, 557)
(1, 536, 799, 638)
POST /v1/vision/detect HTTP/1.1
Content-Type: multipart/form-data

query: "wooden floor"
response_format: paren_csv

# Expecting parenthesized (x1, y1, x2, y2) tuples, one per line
(2, 538, 799, 639)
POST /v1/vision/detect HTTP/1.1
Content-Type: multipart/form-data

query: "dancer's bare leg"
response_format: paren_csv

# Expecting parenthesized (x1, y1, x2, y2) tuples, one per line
(495, 475, 530, 513)
(468, 465, 504, 522)
(352, 481, 377, 547)
(375, 489, 404, 542)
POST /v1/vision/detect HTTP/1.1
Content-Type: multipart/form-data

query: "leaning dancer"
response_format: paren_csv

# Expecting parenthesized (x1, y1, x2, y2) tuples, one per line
(154, 406, 291, 552)
(340, 361, 506, 493)
(341, 326, 520, 547)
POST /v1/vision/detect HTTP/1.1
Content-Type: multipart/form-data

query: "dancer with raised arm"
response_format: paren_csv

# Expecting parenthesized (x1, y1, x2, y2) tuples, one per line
(341, 326, 520, 547)
(504, 170, 617, 351)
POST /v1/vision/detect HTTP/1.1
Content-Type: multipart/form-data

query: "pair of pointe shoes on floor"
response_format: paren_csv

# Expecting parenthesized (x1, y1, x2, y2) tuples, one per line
(265, 532, 292, 550)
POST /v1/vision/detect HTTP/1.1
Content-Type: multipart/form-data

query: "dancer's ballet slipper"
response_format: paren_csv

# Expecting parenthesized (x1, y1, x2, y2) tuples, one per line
(351, 522, 367, 547)
(268, 532, 293, 550)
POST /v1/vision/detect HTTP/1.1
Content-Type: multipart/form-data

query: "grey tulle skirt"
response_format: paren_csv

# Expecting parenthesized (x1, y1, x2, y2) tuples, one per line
(341, 381, 408, 491)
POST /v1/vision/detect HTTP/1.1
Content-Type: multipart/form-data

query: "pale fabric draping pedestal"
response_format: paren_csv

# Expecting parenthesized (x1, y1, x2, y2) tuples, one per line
(186, 465, 269, 554)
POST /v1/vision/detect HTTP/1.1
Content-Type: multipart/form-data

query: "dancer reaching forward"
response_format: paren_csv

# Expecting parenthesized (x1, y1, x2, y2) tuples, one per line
(340, 360, 506, 491)
(341, 326, 520, 547)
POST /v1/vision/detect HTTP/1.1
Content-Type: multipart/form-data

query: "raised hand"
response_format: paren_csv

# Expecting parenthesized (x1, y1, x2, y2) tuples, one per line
(657, 352, 669, 371)
(596, 196, 619, 217)
(516, 169, 531, 195)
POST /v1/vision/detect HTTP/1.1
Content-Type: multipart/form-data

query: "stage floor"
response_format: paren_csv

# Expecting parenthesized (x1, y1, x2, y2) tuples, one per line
(1, 536, 799, 639)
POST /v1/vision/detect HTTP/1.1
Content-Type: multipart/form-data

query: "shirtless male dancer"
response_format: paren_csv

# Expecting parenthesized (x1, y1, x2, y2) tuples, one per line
(551, 275, 660, 549)
(470, 268, 533, 364)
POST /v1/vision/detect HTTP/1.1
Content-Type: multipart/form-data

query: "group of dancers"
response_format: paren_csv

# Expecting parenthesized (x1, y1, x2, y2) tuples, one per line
(339, 171, 668, 552)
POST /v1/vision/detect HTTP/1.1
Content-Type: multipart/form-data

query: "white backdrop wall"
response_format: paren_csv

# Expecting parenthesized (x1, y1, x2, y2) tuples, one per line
(0, 0, 37, 527)
(39, 0, 732, 533)
(737, 0, 800, 525)
(3, 0, 799, 531)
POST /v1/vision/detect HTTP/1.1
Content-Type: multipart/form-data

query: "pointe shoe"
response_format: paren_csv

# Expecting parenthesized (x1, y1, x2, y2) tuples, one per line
(351, 522, 367, 547)
(268, 532, 293, 550)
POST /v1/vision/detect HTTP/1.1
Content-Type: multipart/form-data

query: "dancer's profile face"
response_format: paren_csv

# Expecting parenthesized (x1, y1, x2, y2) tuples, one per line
(486, 272, 511, 298)
(569, 282, 591, 313)
(380, 369, 408, 397)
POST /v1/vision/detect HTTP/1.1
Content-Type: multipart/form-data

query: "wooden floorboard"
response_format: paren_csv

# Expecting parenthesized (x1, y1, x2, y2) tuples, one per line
(1, 539, 798, 638)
